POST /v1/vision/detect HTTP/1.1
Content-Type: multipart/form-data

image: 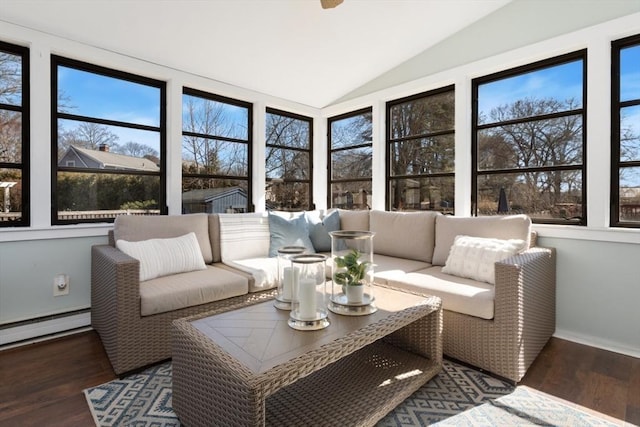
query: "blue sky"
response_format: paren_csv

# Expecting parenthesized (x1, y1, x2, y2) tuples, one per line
(478, 60, 584, 119)
(58, 66, 161, 151)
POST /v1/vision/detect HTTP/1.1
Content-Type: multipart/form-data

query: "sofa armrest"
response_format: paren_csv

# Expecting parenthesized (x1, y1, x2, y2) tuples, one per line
(493, 246, 556, 328)
(91, 244, 141, 337)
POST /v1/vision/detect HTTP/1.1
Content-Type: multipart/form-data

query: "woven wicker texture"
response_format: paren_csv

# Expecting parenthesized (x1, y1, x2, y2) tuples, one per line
(442, 246, 556, 382)
(172, 290, 442, 427)
(91, 244, 277, 375)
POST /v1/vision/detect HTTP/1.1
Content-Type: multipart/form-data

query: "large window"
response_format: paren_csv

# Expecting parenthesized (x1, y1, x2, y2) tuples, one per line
(52, 56, 165, 224)
(472, 50, 586, 225)
(612, 34, 640, 227)
(0, 41, 29, 227)
(386, 86, 454, 212)
(265, 108, 312, 211)
(328, 108, 372, 210)
(182, 88, 252, 214)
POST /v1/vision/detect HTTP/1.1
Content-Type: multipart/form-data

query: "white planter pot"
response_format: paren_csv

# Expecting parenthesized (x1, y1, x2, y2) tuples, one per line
(345, 284, 364, 304)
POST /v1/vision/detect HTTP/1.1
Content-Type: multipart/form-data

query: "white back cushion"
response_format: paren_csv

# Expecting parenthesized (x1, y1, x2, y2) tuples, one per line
(218, 213, 270, 261)
(116, 232, 207, 282)
(114, 213, 213, 263)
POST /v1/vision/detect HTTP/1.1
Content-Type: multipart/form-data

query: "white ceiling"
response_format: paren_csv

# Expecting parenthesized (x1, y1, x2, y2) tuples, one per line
(0, 0, 512, 108)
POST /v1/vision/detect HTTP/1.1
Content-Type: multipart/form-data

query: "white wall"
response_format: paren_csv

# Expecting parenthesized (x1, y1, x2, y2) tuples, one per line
(324, 12, 640, 357)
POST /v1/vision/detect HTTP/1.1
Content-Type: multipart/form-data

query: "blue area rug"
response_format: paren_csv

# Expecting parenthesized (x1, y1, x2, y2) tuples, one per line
(84, 359, 621, 426)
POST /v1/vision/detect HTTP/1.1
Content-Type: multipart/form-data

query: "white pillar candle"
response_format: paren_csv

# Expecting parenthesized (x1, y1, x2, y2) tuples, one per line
(282, 266, 298, 300)
(297, 278, 317, 320)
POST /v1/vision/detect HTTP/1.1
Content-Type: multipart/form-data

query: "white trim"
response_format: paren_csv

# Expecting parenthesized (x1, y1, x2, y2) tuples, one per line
(0, 224, 111, 243)
(553, 329, 640, 359)
(0, 312, 91, 347)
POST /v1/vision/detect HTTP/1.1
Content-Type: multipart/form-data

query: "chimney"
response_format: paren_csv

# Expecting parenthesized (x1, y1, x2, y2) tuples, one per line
(98, 144, 109, 152)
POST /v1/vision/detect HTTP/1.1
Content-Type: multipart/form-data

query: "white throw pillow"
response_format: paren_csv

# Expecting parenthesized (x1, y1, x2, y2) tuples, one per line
(116, 232, 207, 282)
(441, 235, 526, 284)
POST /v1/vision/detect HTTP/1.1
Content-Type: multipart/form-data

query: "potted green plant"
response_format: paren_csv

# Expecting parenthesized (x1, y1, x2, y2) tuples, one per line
(333, 248, 370, 303)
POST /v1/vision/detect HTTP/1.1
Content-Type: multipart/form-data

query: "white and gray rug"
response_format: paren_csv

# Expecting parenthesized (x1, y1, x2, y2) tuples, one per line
(84, 359, 622, 426)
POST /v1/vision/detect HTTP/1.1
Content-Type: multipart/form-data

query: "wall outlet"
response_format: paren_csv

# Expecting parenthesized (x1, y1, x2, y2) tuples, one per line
(53, 274, 69, 296)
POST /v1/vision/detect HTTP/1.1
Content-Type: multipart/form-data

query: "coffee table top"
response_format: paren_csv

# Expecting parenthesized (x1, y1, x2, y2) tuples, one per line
(189, 285, 438, 375)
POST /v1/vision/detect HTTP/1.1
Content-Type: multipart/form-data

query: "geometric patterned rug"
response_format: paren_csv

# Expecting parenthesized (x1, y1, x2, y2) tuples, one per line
(84, 359, 622, 426)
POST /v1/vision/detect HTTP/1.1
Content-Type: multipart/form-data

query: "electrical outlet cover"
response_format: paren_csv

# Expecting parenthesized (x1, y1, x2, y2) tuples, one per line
(53, 274, 69, 296)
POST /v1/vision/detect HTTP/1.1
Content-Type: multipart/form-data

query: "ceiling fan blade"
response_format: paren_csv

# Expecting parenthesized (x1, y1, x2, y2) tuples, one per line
(321, 0, 344, 9)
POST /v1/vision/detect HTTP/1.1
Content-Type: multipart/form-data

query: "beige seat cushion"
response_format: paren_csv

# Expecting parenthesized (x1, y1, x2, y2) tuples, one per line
(114, 213, 213, 264)
(432, 214, 531, 265)
(139, 266, 248, 316)
(370, 210, 439, 263)
(387, 266, 495, 320)
(371, 254, 431, 285)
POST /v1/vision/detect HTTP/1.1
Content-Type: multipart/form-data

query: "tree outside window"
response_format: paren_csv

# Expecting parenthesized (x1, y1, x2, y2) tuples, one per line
(473, 51, 586, 225)
(52, 56, 165, 224)
(0, 41, 29, 227)
(265, 108, 312, 211)
(612, 34, 640, 227)
(181, 88, 252, 214)
(386, 86, 454, 212)
(328, 108, 372, 210)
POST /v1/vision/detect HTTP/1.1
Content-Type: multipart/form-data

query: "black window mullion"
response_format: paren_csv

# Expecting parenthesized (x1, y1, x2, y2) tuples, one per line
(58, 112, 161, 134)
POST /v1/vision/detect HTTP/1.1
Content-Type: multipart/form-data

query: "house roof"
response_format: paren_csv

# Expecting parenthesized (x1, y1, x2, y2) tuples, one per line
(70, 146, 160, 172)
(182, 187, 246, 204)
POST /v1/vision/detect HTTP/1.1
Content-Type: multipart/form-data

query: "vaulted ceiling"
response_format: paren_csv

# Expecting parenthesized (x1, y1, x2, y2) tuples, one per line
(0, 0, 512, 108)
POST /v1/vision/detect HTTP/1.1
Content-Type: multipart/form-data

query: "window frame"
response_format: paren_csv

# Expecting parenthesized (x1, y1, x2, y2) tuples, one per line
(181, 87, 253, 213)
(265, 107, 313, 211)
(471, 49, 587, 225)
(385, 85, 455, 212)
(327, 107, 373, 210)
(51, 55, 167, 225)
(0, 40, 30, 227)
(611, 34, 640, 228)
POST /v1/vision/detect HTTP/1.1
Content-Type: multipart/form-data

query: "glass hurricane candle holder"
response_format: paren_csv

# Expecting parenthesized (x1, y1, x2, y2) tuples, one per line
(274, 246, 307, 310)
(328, 230, 377, 316)
(288, 254, 330, 331)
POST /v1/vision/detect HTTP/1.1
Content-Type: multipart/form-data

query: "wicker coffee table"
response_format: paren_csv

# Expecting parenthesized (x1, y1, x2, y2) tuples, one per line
(171, 285, 442, 427)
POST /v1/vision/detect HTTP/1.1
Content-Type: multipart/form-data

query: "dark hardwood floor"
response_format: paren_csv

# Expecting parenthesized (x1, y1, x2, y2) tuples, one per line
(0, 331, 638, 426)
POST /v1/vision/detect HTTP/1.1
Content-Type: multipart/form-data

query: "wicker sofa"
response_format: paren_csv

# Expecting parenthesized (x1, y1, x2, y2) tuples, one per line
(91, 210, 555, 382)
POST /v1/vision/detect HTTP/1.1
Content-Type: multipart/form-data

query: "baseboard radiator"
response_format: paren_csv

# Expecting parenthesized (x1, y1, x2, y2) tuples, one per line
(0, 309, 91, 348)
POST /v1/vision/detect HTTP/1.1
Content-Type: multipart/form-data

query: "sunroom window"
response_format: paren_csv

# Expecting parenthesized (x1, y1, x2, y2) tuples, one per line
(182, 88, 252, 214)
(472, 50, 586, 225)
(328, 108, 373, 210)
(265, 108, 313, 211)
(386, 86, 455, 212)
(611, 34, 640, 228)
(52, 56, 165, 224)
(0, 41, 29, 227)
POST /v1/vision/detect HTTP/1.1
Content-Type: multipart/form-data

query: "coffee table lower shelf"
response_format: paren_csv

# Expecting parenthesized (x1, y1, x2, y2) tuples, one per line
(265, 340, 440, 426)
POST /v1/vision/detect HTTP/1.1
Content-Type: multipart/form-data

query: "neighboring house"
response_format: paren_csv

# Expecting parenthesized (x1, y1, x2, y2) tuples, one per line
(181, 187, 247, 214)
(58, 144, 159, 172)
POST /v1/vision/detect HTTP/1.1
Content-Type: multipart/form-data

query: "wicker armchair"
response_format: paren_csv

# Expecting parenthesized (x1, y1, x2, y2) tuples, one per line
(91, 244, 276, 376)
(441, 246, 556, 383)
